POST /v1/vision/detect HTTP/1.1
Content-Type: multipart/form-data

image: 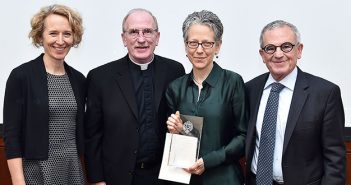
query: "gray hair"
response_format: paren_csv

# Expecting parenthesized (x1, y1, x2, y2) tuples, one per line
(259, 20, 301, 48)
(182, 10, 223, 42)
(122, 8, 158, 32)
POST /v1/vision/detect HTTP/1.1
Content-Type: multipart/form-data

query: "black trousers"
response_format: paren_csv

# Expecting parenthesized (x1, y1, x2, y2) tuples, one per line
(247, 171, 284, 185)
(131, 164, 165, 185)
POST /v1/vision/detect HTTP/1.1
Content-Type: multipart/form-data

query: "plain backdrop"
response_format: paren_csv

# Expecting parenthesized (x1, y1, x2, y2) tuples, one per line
(0, 0, 350, 126)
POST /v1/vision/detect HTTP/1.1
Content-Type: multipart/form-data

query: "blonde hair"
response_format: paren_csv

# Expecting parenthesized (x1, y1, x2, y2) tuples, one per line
(29, 4, 83, 48)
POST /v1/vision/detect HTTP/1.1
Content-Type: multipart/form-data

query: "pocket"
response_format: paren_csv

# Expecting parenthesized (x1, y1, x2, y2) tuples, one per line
(306, 177, 321, 185)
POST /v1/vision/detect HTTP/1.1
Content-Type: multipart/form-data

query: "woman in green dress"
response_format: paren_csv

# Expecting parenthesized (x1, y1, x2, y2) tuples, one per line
(166, 10, 247, 185)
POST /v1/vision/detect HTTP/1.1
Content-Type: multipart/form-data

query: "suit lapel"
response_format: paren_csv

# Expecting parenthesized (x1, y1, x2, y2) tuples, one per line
(283, 69, 309, 154)
(153, 56, 167, 112)
(32, 54, 49, 106)
(246, 74, 268, 156)
(112, 57, 138, 119)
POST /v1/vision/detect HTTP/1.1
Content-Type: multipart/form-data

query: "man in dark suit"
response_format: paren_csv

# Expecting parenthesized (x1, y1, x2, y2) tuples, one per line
(245, 20, 346, 185)
(84, 8, 185, 185)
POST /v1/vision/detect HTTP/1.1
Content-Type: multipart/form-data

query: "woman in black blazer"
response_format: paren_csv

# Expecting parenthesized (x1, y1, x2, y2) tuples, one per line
(3, 4, 86, 185)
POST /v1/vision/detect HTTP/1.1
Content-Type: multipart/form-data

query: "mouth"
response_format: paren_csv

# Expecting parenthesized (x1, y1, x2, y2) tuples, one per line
(52, 45, 69, 51)
(135, 45, 149, 49)
(272, 60, 286, 63)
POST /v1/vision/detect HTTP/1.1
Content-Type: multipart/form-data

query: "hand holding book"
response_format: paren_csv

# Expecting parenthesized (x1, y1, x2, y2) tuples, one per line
(166, 111, 183, 134)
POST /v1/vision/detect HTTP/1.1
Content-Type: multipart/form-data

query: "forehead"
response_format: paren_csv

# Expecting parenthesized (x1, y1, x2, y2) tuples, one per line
(44, 14, 71, 30)
(262, 26, 296, 45)
(187, 24, 215, 39)
(124, 11, 155, 29)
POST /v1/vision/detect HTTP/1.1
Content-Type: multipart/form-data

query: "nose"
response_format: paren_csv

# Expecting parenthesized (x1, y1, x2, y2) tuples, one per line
(195, 45, 205, 53)
(136, 34, 146, 42)
(274, 47, 284, 58)
(56, 34, 64, 44)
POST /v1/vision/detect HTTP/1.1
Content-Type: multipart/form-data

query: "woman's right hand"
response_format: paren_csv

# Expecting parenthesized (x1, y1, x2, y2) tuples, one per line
(7, 158, 26, 185)
(166, 111, 183, 134)
(92, 182, 106, 185)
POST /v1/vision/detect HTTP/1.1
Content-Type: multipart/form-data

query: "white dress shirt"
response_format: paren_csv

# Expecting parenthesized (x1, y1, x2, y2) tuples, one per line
(251, 67, 297, 182)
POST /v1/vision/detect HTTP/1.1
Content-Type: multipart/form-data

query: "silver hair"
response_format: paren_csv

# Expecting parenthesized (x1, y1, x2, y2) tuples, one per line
(122, 8, 158, 32)
(182, 10, 223, 42)
(259, 20, 301, 48)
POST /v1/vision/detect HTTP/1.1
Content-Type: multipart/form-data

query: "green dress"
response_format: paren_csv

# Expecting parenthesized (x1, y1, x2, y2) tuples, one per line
(166, 62, 247, 185)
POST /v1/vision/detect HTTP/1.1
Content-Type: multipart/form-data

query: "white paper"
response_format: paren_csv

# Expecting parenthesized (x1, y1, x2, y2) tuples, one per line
(159, 133, 197, 184)
(168, 134, 198, 168)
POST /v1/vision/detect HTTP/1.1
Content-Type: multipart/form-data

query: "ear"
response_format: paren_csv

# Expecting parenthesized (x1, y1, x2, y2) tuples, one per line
(155, 31, 160, 46)
(297, 43, 303, 59)
(121, 33, 127, 47)
(259, 49, 266, 63)
(215, 40, 222, 54)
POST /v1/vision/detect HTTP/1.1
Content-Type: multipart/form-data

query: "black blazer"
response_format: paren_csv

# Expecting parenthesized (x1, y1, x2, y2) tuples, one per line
(84, 54, 185, 184)
(245, 68, 346, 185)
(3, 54, 86, 160)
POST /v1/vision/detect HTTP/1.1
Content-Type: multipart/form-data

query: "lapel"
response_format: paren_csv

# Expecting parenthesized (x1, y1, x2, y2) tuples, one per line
(246, 74, 268, 155)
(32, 54, 49, 107)
(111, 55, 138, 119)
(153, 56, 168, 113)
(283, 68, 309, 154)
(64, 63, 83, 115)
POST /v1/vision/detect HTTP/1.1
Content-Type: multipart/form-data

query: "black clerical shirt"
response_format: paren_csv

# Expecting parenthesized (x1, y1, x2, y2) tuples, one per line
(128, 60, 161, 163)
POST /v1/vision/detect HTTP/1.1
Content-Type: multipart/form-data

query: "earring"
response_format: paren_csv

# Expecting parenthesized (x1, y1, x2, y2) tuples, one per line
(186, 54, 188, 57)
(215, 53, 219, 59)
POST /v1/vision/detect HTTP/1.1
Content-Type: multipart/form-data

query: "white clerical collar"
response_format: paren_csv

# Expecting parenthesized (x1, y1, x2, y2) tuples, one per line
(129, 55, 154, 70)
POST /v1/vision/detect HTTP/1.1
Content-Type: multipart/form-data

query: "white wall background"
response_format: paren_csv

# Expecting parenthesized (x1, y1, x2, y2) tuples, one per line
(1, 0, 350, 126)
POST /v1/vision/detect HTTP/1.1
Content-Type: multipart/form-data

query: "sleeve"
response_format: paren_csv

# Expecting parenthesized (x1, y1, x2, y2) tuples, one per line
(321, 85, 346, 185)
(202, 74, 248, 169)
(165, 84, 177, 118)
(84, 71, 105, 183)
(3, 69, 25, 159)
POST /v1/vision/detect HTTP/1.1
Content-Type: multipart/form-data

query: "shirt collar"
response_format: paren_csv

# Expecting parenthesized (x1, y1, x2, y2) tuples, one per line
(128, 54, 154, 70)
(187, 62, 222, 87)
(264, 66, 298, 91)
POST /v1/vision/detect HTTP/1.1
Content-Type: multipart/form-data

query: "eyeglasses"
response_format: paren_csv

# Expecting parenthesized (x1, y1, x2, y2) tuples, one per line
(186, 41, 215, 49)
(124, 28, 158, 38)
(261, 42, 297, 54)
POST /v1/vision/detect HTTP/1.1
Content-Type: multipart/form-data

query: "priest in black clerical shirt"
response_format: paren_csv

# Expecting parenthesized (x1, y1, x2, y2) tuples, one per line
(84, 8, 185, 185)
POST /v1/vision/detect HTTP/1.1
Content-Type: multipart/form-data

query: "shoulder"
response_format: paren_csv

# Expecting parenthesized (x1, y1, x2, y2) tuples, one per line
(65, 64, 85, 81)
(8, 56, 43, 79)
(212, 63, 244, 87)
(168, 74, 189, 90)
(245, 73, 269, 88)
(155, 55, 184, 69)
(300, 71, 340, 91)
(87, 58, 124, 79)
(222, 68, 244, 82)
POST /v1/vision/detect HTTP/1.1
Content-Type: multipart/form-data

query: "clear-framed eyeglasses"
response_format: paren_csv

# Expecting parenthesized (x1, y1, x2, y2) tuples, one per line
(262, 42, 298, 54)
(186, 41, 215, 49)
(124, 28, 158, 38)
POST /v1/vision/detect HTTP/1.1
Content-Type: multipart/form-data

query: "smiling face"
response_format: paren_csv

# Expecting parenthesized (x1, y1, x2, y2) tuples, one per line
(121, 11, 160, 64)
(259, 26, 303, 81)
(186, 24, 221, 71)
(41, 14, 73, 63)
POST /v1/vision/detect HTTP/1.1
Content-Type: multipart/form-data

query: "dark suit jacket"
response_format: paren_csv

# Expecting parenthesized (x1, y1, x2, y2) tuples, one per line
(3, 53, 86, 160)
(84, 54, 185, 184)
(245, 68, 346, 185)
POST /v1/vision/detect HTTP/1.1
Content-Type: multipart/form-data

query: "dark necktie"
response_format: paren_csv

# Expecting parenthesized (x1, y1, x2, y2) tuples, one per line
(256, 82, 285, 185)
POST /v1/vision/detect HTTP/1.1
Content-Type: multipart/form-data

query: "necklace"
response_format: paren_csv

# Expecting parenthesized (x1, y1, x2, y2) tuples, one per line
(192, 77, 204, 90)
(193, 77, 202, 85)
